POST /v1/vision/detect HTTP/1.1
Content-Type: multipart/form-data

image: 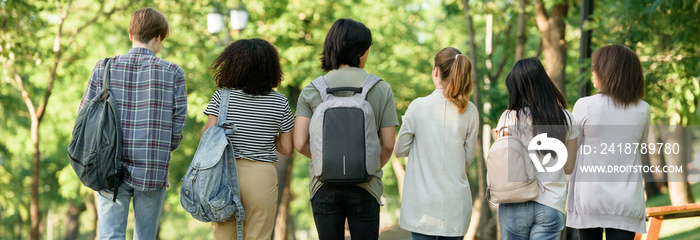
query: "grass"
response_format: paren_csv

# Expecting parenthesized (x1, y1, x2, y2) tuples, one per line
(644, 182, 700, 239)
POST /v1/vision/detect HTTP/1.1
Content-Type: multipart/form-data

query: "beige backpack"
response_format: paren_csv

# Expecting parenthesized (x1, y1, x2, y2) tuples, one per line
(485, 126, 542, 204)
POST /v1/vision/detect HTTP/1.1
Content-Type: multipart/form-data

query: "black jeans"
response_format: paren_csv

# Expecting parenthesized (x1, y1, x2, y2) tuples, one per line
(311, 184, 380, 240)
(577, 228, 636, 240)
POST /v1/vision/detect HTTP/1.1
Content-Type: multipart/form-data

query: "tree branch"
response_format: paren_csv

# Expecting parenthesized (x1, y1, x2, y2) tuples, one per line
(489, 19, 514, 80)
(66, 0, 135, 47)
(491, 50, 510, 81)
(549, 3, 569, 21)
(38, 0, 134, 122)
(534, 0, 549, 31)
(65, 1, 106, 47)
(13, 70, 37, 121)
(37, 0, 73, 122)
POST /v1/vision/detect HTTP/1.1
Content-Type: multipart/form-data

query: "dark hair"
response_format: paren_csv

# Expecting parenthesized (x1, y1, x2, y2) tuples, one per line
(210, 39, 283, 95)
(129, 8, 169, 43)
(592, 44, 645, 107)
(321, 19, 372, 72)
(434, 47, 473, 113)
(506, 58, 569, 142)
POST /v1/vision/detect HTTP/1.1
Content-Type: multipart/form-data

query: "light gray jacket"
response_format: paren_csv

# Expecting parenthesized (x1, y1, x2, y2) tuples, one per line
(395, 90, 479, 236)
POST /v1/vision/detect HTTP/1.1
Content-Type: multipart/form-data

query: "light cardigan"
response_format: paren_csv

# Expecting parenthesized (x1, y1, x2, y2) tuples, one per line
(566, 94, 650, 233)
(394, 89, 479, 236)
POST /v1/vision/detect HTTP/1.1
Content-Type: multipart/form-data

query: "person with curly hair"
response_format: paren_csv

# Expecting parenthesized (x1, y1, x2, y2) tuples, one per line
(202, 38, 294, 240)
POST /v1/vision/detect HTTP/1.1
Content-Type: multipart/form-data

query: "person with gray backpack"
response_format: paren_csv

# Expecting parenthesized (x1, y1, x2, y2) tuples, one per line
(75, 8, 187, 240)
(201, 38, 294, 240)
(293, 18, 399, 240)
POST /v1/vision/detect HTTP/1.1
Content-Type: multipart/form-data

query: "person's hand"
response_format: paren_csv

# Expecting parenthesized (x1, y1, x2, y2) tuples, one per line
(492, 129, 511, 140)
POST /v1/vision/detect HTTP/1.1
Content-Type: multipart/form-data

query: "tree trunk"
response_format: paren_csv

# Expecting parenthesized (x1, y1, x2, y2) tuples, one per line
(392, 158, 406, 199)
(642, 124, 661, 199)
(65, 203, 87, 240)
(272, 87, 300, 240)
(535, 0, 568, 97)
(93, 192, 100, 240)
(642, 151, 661, 199)
(461, 1, 490, 239)
(17, 204, 23, 240)
(30, 118, 41, 240)
(84, 193, 98, 240)
(273, 153, 294, 240)
(11, 2, 132, 239)
(515, 0, 527, 60)
(666, 125, 693, 205)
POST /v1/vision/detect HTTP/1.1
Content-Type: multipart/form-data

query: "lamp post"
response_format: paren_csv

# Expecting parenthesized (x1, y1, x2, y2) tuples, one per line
(230, 3, 249, 33)
(207, 1, 249, 37)
(578, 0, 594, 97)
(207, 7, 224, 34)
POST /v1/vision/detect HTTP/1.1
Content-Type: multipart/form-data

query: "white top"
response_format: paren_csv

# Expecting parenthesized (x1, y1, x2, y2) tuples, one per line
(394, 90, 479, 236)
(495, 107, 579, 214)
(566, 94, 650, 233)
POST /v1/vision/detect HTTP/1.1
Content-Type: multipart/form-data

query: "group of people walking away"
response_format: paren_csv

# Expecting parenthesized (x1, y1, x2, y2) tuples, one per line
(77, 7, 650, 240)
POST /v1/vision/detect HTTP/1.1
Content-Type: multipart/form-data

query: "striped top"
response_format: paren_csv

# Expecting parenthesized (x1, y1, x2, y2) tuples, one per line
(204, 88, 294, 162)
(79, 48, 187, 191)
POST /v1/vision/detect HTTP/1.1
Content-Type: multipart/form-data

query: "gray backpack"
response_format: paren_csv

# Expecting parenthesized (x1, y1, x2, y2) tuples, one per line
(309, 74, 382, 184)
(68, 58, 125, 202)
(180, 88, 244, 240)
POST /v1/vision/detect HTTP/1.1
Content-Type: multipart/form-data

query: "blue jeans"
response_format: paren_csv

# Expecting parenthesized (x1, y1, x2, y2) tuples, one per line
(311, 184, 380, 240)
(499, 201, 565, 240)
(97, 184, 166, 240)
(411, 232, 464, 240)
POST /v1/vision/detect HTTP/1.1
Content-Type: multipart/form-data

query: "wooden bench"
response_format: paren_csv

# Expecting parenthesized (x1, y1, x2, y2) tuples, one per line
(634, 203, 700, 240)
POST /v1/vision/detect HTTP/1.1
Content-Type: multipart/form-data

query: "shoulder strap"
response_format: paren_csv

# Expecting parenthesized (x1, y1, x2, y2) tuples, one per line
(357, 74, 382, 100)
(310, 76, 331, 101)
(99, 58, 112, 101)
(217, 88, 230, 126)
(219, 88, 243, 239)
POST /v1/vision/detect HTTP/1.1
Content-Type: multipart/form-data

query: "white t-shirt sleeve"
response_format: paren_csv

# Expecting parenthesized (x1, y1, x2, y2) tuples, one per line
(565, 110, 579, 140)
(496, 110, 516, 134)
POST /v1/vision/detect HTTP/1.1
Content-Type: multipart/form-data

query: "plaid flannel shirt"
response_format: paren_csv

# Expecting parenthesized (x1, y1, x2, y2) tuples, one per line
(79, 48, 187, 191)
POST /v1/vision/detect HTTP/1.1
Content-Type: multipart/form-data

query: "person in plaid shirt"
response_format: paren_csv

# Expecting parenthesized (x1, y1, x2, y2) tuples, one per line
(79, 8, 187, 240)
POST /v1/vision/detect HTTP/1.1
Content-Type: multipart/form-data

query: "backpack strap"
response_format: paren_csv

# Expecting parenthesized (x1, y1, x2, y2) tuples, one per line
(217, 88, 230, 127)
(99, 58, 112, 102)
(310, 76, 332, 101)
(97, 58, 122, 202)
(217, 89, 244, 239)
(356, 73, 382, 100)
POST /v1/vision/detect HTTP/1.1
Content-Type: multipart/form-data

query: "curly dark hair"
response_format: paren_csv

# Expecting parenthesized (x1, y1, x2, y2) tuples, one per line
(210, 38, 283, 95)
(321, 19, 372, 72)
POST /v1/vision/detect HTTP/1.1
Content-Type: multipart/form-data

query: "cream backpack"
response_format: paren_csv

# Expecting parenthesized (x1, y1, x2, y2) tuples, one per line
(485, 126, 542, 204)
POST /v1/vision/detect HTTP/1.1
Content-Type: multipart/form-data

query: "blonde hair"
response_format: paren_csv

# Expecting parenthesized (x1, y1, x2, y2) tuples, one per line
(434, 47, 473, 112)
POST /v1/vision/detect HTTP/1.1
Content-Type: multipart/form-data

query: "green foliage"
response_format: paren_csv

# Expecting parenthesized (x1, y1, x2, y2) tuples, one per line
(588, 0, 700, 124)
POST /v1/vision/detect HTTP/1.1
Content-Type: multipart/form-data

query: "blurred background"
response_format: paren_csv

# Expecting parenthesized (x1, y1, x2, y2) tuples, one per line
(1, 0, 698, 239)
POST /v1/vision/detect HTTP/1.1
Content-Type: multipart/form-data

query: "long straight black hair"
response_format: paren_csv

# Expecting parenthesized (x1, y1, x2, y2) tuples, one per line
(506, 58, 570, 142)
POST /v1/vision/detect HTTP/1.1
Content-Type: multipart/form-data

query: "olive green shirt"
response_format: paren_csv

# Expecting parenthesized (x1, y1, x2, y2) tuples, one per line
(296, 67, 399, 204)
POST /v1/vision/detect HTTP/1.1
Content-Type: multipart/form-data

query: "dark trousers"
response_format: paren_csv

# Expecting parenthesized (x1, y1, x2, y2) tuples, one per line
(311, 184, 380, 240)
(577, 228, 636, 240)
